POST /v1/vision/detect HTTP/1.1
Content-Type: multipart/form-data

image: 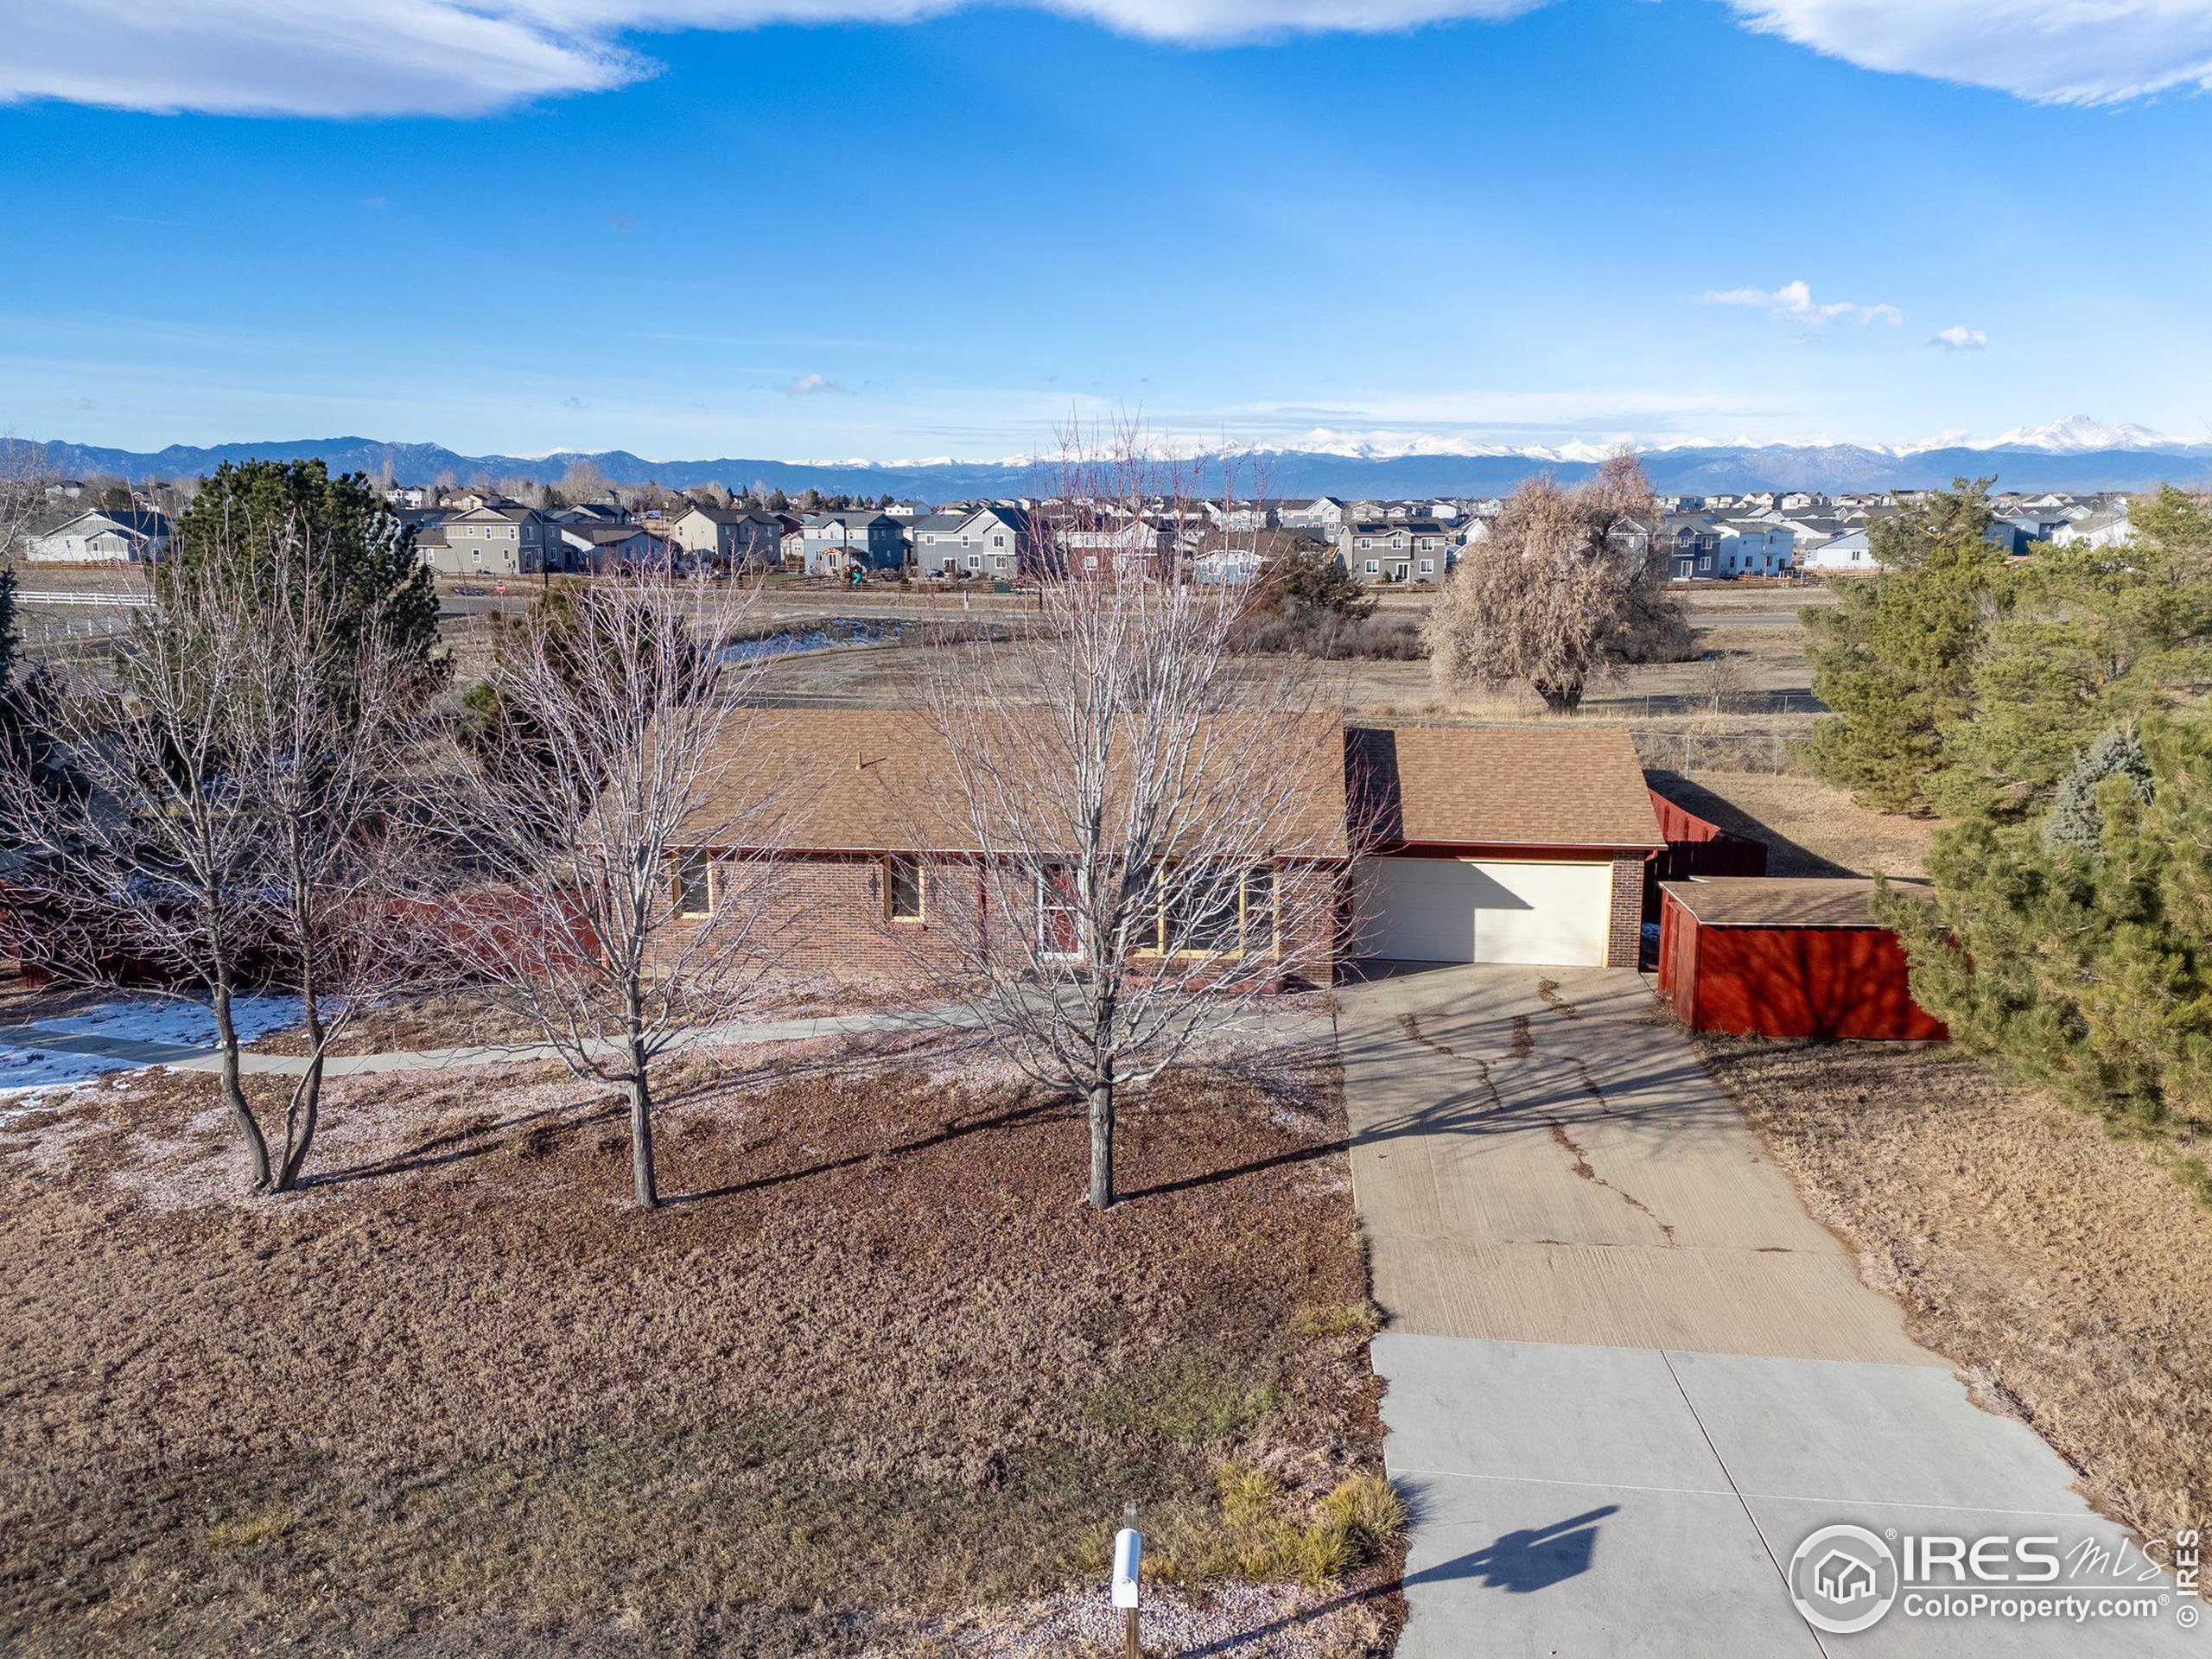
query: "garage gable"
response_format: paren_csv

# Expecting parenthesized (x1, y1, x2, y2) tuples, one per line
(1348, 726, 1664, 852)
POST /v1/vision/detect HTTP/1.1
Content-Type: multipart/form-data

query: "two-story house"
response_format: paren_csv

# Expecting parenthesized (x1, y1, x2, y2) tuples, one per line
(423, 505, 566, 577)
(1336, 518, 1452, 585)
(801, 509, 908, 576)
(912, 505, 1039, 579)
(670, 505, 784, 572)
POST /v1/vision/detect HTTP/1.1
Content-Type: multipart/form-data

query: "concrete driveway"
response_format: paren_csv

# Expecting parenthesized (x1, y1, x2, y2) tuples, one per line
(1341, 965, 2204, 1657)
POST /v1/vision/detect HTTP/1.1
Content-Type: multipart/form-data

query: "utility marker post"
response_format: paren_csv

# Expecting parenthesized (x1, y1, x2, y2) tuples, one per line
(1112, 1500, 1142, 1658)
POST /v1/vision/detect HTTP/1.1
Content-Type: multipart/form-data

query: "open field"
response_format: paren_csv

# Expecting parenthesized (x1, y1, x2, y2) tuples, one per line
(1643, 769, 1936, 876)
(0, 1044, 1398, 1657)
(1700, 1037, 2212, 1559)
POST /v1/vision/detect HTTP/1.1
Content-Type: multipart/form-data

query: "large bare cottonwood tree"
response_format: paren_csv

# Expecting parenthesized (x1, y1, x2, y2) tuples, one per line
(901, 446, 1351, 1210)
(434, 569, 806, 1209)
(1425, 454, 1688, 712)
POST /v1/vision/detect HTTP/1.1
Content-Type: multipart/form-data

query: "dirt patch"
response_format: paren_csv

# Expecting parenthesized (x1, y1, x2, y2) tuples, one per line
(1701, 1037, 2212, 1556)
(1508, 1014, 1535, 1059)
(1535, 977, 1580, 1020)
(0, 1047, 1395, 1656)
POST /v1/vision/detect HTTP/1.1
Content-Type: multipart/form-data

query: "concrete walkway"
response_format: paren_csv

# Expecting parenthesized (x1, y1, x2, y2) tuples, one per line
(1340, 965, 2203, 1657)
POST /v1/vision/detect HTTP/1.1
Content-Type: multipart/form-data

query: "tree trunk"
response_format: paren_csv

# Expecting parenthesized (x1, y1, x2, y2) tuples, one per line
(212, 980, 272, 1193)
(1535, 677, 1585, 714)
(1087, 1072, 1115, 1211)
(628, 1065, 659, 1210)
(274, 986, 326, 1193)
(276, 1053, 323, 1193)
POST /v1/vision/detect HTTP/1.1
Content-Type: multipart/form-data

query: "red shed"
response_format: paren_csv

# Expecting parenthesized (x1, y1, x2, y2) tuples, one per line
(1656, 877, 1947, 1042)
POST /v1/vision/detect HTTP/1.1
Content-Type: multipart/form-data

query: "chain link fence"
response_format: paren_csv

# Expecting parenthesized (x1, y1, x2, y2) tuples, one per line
(1629, 726, 1810, 775)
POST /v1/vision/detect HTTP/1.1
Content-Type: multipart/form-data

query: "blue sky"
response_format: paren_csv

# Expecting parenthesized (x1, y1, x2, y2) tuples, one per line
(3, 0, 2211, 461)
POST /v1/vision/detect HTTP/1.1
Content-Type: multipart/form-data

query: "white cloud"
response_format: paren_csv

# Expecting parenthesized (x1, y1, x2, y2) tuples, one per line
(1700, 280, 1904, 327)
(781, 372, 846, 396)
(1929, 325, 1988, 351)
(1723, 1, 2212, 106)
(5, 0, 2210, 117)
(0, 0, 639, 118)
(0, 0, 1541, 117)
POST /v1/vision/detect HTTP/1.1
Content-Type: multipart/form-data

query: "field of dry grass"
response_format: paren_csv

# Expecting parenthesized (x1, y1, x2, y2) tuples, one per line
(0, 1041, 1398, 1657)
(1700, 1038, 2212, 1555)
(1644, 769, 1936, 877)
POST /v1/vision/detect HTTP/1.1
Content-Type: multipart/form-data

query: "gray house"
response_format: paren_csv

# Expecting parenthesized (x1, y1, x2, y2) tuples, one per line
(1336, 518, 1451, 585)
(421, 505, 566, 577)
(801, 509, 907, 575)
(911, 505, 1038, 578)
(670, 505, 784, 571)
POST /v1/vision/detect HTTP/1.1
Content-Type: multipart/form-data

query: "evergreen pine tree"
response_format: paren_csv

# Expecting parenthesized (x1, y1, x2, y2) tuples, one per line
(1803, 480, 2006, 814)
(1928, 486, 2212, 819)
(172, 460, 444, 684)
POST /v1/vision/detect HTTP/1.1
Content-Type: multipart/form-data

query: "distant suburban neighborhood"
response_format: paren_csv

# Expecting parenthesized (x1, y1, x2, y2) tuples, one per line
(20, 463, 2144, 586)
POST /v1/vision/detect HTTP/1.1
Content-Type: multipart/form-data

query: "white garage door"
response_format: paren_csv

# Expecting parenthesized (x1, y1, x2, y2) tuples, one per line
(1362, 857, 1612, 966)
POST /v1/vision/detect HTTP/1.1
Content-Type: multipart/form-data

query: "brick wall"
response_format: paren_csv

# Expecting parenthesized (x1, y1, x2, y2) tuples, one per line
(1607, 852, 1647, 969)
(672, 854, 1350, 988)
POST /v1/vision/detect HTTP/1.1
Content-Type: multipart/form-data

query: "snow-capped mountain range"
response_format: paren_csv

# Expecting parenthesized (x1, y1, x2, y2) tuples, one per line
(22, 417, 2212, 501)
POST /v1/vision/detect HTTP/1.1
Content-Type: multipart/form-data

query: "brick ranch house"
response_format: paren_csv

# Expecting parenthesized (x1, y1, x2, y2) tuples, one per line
(671, 713, 1662, 977)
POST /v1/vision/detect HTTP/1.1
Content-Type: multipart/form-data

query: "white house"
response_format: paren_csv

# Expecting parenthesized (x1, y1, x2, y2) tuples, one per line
(1280, 498, 1347, 540)
(27, 508, 172, 564)
(1797, 527, 1876, 575)
(2051, 501, 2136, 550)
(1711, 520, 1797, 576)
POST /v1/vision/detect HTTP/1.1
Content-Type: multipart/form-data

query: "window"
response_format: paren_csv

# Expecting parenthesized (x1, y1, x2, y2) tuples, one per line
(885, 855, 925, 922)
(1364, 559, 1380, 575)
(1147, 864, 1278, 957)
(673, 853, 713, 918)
(1420, 558, 1435, 575)
(1037, 866, 1080, 957)
(966, 552, 981, 571)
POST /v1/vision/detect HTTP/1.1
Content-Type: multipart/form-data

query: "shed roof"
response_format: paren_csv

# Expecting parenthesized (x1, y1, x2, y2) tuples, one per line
(1660, 876, 1932, 927)
(1351, 727, 1664, 850)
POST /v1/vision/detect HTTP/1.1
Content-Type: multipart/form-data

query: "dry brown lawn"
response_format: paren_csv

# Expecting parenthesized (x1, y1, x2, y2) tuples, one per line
(1700, 1038, 2212, 1554)
(0, 1045, 1396, 1657)
(1646, 769, 1936, 876)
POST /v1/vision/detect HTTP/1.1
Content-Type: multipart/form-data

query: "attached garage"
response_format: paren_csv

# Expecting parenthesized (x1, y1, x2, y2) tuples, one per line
(1656, 877, 1948, 1041)
(1349, 726, 1664, 969)
(1361, 856, 1613, 966)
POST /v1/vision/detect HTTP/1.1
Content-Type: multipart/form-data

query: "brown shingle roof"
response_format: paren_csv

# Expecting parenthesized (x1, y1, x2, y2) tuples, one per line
(1351, 726, 1663, 850)
(689, 708, 1351, 857)
(1660, 876, 1933, 927)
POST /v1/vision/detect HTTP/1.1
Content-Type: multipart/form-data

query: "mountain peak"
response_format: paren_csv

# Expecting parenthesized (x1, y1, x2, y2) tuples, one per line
(1987, 415, 2184, 454)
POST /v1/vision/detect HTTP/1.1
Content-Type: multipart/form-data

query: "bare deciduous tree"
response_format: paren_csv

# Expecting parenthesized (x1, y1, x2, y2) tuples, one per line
(432, 569, 806, 1209)
(0, 518, 434, 1192)
(557, 460, 611, 505)
(898, 439, 1351, 1211)
(1425, 454, 1689, 713)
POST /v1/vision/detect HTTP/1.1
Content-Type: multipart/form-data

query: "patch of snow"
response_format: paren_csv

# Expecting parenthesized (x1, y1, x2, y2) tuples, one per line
(718, 623, 899, 664)
(0, 995, 308, 1093)
(37, 995, 308, 1048)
